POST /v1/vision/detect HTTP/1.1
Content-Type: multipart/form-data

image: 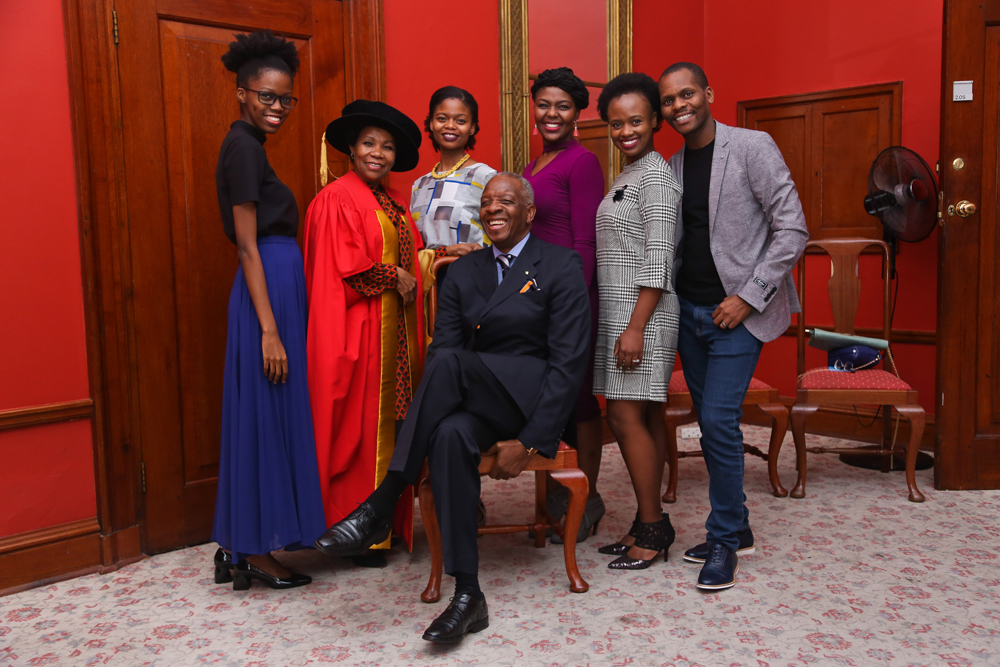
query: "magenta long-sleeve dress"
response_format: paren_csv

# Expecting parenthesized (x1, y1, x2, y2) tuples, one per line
(523, 139, 605, 422)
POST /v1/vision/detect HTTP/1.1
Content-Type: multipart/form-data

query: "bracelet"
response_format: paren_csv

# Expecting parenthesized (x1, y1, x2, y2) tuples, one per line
(525, 447, 537, 457)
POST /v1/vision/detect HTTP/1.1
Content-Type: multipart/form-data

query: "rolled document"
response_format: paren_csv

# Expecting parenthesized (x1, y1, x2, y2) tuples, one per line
(806, 328, 889, 351)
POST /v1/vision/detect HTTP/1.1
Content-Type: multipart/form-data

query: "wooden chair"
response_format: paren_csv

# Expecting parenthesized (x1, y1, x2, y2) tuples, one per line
(417, 255, 590, 603)
(789, 239, 925, 502)
(662, 372, 789, 503)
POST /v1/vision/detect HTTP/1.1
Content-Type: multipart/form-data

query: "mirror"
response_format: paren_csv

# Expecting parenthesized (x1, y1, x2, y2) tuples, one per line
(499, 0, 631, 183)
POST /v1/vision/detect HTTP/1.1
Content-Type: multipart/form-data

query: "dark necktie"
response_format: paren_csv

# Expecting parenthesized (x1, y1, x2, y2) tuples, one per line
(496, 253, 514, 280)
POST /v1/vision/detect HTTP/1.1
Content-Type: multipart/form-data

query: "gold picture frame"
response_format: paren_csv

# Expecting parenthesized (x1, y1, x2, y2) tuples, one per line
(498, 0, 632, 178)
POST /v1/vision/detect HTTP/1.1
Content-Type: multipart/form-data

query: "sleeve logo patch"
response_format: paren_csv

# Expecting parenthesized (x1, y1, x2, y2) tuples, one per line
(753, 277, 769, 290)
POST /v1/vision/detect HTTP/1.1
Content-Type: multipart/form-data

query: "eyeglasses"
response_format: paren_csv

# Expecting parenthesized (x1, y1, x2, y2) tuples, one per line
(241, 87, 298, 109)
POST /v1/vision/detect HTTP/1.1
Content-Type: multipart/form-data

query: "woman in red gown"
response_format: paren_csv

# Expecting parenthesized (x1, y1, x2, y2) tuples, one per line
(303, 100, 476, 565)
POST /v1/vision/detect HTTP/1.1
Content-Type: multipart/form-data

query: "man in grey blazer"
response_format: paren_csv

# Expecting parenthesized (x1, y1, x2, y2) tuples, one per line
(658, 62, 808, 590)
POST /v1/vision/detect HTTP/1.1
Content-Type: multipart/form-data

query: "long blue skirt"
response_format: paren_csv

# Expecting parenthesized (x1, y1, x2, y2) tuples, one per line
(212, 236, 326, 557)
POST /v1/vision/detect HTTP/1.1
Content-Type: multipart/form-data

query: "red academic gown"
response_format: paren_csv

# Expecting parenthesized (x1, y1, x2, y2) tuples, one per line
(303, 170, 426, 550)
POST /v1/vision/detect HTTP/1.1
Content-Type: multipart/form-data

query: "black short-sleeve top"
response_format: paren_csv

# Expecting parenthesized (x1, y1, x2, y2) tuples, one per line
(216, 120, 299, 245)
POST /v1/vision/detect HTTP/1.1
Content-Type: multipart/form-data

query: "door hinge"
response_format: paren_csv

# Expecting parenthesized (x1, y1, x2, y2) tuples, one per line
(112, 9, 119, 45)
(141, 461, 146, 494)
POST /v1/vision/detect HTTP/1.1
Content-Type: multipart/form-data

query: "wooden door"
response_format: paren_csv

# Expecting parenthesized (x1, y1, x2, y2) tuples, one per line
(937, 0, 1000, 489)
(114, 0, 349, 552)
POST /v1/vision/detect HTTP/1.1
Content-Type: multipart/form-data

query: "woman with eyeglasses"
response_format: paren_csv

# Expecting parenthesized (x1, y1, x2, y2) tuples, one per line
(211, 29, 326, 590)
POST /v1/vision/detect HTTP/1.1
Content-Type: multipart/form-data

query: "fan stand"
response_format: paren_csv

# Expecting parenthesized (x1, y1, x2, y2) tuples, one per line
(839, 448, 934, 471)
(838, 232, 934, 473)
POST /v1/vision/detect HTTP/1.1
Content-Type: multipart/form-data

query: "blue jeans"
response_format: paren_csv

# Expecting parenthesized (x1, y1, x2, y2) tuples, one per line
(677, 297, 764, 552)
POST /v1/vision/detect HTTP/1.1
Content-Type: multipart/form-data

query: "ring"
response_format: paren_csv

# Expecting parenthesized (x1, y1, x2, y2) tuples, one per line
(721, 322, 728, 328)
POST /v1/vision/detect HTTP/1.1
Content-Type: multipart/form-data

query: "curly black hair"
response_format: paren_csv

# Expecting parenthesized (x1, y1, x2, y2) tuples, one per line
(659, 62, 709, 89)
(424, 86, 480, 152)
(597, 72, 661, 130)
(221, 29, 300, 88)
(530, 67, 589, 110)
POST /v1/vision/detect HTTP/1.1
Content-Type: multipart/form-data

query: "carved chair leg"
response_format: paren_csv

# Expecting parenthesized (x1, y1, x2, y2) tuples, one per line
(757, 402, 789, 498)
(880, 404, 894, 473)
(789, 403, 817, 499)
(418, 470, 443, 603)
(551, 468, 589, 593)
(662, 406, 693, 503)
(894, 404, 926, 503)
(533, 471, 547, 548)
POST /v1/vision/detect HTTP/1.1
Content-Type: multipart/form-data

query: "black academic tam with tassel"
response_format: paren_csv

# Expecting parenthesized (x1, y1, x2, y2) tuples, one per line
(323, 100, 422, 174)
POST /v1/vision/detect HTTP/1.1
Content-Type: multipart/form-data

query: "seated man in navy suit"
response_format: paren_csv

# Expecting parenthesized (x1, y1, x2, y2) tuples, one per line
(315, 173, 591, 643)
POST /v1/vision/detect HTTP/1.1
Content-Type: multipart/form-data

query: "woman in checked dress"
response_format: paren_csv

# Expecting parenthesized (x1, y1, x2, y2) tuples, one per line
(593, 73, 681, 570)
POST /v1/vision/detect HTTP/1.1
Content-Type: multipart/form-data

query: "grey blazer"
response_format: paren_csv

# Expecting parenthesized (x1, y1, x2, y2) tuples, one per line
(668, 120, 809, 343)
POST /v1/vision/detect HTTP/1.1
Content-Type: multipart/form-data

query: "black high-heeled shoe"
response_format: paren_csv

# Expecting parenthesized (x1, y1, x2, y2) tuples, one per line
(608, 513, 675, 570)
(597, 512, 640, 555)
(214, 548, 233, 584)
(232, 560, 311, 590)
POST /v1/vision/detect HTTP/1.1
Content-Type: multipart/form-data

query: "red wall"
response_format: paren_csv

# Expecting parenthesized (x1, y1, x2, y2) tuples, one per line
(631, 0, 941, 413)
(702, 0, 942, 412)
(0, 0, 943, 545)
(384, 0, 941, 412)
(0, 1, 96, 537)
(633, 0, 706, 160)
(528, 0, 606, 121)
(383, 0, 502, 195)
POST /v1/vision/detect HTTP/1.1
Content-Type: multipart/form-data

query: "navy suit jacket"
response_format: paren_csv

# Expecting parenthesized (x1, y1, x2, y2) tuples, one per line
(429, 233, 591, 457)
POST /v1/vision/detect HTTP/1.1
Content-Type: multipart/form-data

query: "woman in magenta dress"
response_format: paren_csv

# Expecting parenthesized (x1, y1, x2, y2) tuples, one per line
(523, 67, 606, 542)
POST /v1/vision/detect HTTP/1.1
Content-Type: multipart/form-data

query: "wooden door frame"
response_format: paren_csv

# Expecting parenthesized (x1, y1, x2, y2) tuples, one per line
(936, 0, 1000, 489)
(62, 0, 386, 568)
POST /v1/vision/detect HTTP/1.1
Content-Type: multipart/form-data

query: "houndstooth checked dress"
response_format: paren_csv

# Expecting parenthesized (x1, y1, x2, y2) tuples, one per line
(593, 151, 681, 401)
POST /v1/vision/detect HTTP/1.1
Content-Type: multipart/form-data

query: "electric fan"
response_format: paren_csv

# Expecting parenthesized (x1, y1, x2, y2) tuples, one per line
(864, 146, 939, 277)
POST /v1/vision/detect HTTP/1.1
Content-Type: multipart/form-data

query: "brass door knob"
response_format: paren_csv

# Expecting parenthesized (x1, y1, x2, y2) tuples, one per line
(956, 200, 977, 217)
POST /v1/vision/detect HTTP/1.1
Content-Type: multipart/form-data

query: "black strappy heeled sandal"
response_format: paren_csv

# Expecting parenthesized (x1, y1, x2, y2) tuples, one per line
(607, 513, 675, 570)
(597, 512, 641, 555)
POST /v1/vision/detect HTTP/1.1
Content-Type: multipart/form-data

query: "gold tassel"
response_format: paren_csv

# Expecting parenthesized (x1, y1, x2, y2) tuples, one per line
(319, 133, 330, 187)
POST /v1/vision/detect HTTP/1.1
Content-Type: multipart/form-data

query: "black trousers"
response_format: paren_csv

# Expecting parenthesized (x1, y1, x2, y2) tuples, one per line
(389, 348, 525, 576)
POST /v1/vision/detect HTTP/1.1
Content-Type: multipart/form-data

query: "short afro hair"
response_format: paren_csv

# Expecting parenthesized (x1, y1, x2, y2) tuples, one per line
(530, 67, 589, 111)
(222, 29, 300, 88)
(424, 86, 481, 152)
(597, 72, 662, 130)
(659, 62, 709, 89)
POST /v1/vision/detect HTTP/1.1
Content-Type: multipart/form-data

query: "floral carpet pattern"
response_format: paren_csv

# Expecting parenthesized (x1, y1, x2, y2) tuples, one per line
(2, 426, 999, 666)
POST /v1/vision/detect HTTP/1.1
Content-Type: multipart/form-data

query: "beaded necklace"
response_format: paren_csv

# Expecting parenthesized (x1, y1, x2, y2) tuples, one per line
(430, 152, 471, 179)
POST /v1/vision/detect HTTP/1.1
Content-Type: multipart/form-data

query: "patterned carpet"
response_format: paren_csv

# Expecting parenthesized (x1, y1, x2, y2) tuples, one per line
(2, 426, 999, 667)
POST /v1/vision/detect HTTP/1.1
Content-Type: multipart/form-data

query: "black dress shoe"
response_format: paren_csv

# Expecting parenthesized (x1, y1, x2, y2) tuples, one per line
(213, 548, 233, 584)
(315, 503, 392, 557)
(422, 589, 489, 644)
(696, 541, 739, 590)
(232, 560, 311, 590)
(684, 528, 755, 563)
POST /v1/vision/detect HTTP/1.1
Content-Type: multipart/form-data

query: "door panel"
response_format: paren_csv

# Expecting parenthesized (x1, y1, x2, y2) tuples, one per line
(814, 102, 883, 236)
(157, 0, 314, 35)
(937, 0, 1000, 489)
(746, 105, 812, 227)
(116, 0, 346, 552)
(975, 29, 1000, 449)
